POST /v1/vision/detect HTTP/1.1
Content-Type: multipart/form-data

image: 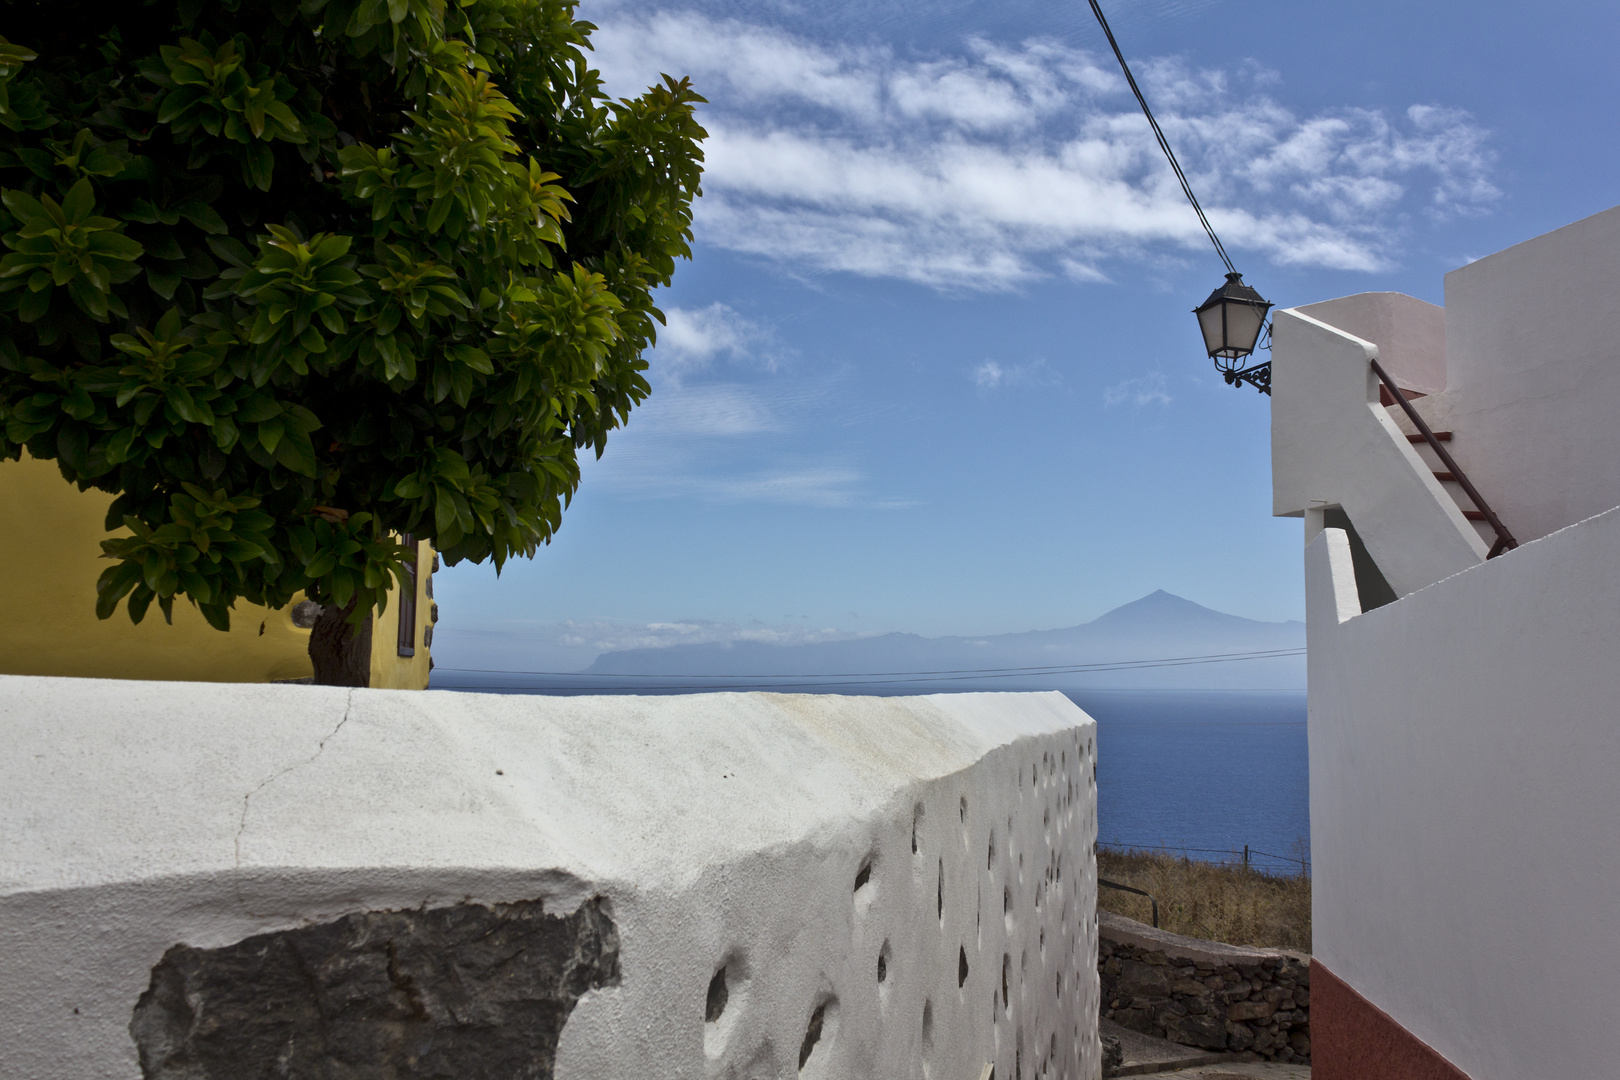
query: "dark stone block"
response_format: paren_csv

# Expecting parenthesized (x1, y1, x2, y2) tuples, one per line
(1164, 1013, 1227, 1051)
(130, 896, 619, 1080)
(1118, 959, 1170, 997)
(1101, 1033, 1124, 1076)
(1114, 1008, 1154, 1036)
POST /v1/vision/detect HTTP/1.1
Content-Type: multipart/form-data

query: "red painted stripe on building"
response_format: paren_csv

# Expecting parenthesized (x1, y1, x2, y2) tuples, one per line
(1312, 961, 1473, 1080)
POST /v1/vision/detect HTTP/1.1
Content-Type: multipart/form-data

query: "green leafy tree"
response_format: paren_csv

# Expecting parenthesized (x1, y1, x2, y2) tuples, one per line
(0, 0, 705, 684)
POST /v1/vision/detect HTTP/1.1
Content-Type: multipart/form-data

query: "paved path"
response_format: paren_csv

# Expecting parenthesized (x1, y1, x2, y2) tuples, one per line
(1157, 1063, 1310, 1079)
(1102, 1019, 1309, 1079)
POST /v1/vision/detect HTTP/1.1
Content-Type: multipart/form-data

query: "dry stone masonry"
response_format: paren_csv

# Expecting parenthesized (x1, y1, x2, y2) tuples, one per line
(1097, 911, 1310, 1063)
(0, 677, 1102, 1080)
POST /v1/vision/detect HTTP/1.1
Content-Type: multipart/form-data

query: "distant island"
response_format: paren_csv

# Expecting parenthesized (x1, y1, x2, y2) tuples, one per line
(577, 591, 1304, 691)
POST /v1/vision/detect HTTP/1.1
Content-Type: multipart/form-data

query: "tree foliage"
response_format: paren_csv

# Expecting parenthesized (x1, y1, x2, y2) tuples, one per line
(0, 0, 704, 632)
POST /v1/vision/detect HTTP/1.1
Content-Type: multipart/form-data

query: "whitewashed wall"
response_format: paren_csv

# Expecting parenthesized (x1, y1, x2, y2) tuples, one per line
(1430, 203, 1620, 543)
(1306, 507, 1620, 1080)
(1287, 205, 1620, 555)
(1271, 304, 1485, 596)
(0, 681, 1100, 1080)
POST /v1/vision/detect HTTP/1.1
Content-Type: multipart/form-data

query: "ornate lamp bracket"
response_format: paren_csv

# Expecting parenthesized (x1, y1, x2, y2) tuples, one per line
(1221, 361, 1271, 396)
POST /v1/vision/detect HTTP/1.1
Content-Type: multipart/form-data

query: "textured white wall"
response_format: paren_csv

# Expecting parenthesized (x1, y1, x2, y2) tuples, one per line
(0, 681, 1099, 1080)
(1306, 508, 1620, 1080)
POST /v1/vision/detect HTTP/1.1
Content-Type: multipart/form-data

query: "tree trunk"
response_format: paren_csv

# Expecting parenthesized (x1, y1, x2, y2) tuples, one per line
(308, 598, 373, 687)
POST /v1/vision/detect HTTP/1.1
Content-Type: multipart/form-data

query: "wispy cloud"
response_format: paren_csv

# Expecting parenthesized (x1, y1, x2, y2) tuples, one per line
(1103, 372, 1172, 407)
(430, 616, 873, 673)
(634, 383, 782, 436)
(594, 12, 1498, 289)
(554, 617, 864, 652)
(972, 358, 1057, 390)
(586, 454, 868, 508)
(651, 302, 776, 383)
(589, 296, 903, 508)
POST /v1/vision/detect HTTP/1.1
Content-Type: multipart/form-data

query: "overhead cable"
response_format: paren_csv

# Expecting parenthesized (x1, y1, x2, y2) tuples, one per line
(436, 646, 1306, 681)
(432, 646, 1306, 692)
(1086, 0, 1236, 274)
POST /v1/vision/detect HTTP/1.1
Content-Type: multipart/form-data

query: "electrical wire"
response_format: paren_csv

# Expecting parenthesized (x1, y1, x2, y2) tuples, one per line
(435, 646, 1305, 680)
(1086, 0, 1236, 275)
(431, 646, 1306, 692)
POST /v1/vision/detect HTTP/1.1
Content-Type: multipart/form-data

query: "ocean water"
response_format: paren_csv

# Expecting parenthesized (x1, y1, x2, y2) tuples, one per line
(1069, 690, 1309, 873)
(430, 673, 1308, 871)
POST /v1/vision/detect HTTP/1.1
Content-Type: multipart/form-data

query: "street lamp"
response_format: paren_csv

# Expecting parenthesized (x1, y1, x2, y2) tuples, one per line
(1194, 272, 1272, 395)
(1086, 0, 1276, 396)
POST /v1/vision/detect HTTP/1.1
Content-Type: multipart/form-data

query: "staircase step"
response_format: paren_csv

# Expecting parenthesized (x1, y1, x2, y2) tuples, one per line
(1381, 386, 1428, 407)
(1408, 432, 1453, 442)
(1434, 471, 1458, 482)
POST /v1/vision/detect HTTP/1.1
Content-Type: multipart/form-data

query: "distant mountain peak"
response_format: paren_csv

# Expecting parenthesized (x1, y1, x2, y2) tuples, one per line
(1087, 590, 1290, 632)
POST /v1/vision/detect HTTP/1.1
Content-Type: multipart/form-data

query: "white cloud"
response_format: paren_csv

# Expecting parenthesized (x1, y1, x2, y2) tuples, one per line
(636, 383, 780, 436)
(592, 12, 1499, 289)
(700, 465, 864, 507)
(588, 457, 867, 508)
(652, 303, 774, 381)
(430, 616, 873, 673)
(1103, 372, 1172, 407)
(555, 617, 866, 652)
(973, 358, 1055, 390)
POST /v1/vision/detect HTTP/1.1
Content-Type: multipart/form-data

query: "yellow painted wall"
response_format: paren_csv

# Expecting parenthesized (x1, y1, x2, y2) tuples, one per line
(0, 452, 431, 687)
(370, 538, 435, 691)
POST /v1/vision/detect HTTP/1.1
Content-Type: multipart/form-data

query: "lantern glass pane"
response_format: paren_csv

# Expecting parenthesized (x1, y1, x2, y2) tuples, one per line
(1196, 304, 1227, 356)
(1224, 301, 1267, 355)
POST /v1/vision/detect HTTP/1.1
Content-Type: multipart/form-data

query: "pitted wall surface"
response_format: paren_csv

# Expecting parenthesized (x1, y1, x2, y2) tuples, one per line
(0, 680, 1099, 1080)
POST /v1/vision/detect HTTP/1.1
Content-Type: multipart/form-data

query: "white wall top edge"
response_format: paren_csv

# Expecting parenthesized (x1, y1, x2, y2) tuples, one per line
(0, 680, 1092, 896)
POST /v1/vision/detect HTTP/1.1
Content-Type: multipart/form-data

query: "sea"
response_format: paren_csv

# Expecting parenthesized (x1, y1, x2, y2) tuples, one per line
(429, 673, 1310, 873)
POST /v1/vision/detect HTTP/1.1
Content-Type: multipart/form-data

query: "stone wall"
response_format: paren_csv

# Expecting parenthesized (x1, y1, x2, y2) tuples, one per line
(1098, 911, 1310, 1063)
(0, 678, 1101, 1080)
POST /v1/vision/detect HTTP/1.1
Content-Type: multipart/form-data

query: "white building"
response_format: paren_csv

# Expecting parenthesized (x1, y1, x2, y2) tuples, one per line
(1271, 205, 1620, 1079)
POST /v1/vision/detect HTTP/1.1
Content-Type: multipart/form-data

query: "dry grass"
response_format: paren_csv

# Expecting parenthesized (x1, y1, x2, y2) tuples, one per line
(1097, 847, 1311, 953)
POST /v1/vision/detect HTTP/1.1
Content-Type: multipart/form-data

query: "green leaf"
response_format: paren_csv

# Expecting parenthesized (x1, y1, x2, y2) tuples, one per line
(177, 202, 228, 234)
(1, 188, 44, 220)
(257, 416, 285, 453)
(147, 267, 182, 299)
(451, 344, 492, 374)
(207, 235, 255, 268)
(61, 178, 95, 221)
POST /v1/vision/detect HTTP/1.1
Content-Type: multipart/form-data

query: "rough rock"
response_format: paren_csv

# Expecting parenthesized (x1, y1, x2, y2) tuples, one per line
(1119, 959, 1170, 997)
(1228, 999, 1278, 1022)
(1097, 912, 1309, 1062)
(1101, 1033, 1124, 1074)
(1163, 1012, 1228, 1051)
(131, 897, 619, 1080)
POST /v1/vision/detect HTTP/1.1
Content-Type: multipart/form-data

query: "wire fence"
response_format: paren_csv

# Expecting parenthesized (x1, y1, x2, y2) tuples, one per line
(1098, 839, 1310, 875)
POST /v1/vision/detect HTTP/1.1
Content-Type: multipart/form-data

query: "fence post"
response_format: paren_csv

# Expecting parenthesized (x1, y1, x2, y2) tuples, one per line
(1243, 844, 1249, 870)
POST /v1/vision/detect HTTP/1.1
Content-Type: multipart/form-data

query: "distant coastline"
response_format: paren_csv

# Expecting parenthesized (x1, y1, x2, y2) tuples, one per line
(430, 589, 1306, 694)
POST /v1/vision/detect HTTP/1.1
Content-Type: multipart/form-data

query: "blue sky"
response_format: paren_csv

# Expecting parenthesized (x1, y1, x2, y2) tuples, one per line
(435, 0, 1620, 669)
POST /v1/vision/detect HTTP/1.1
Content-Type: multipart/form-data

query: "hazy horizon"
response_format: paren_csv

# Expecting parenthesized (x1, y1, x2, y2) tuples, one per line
(430, 588, 1307, 690)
